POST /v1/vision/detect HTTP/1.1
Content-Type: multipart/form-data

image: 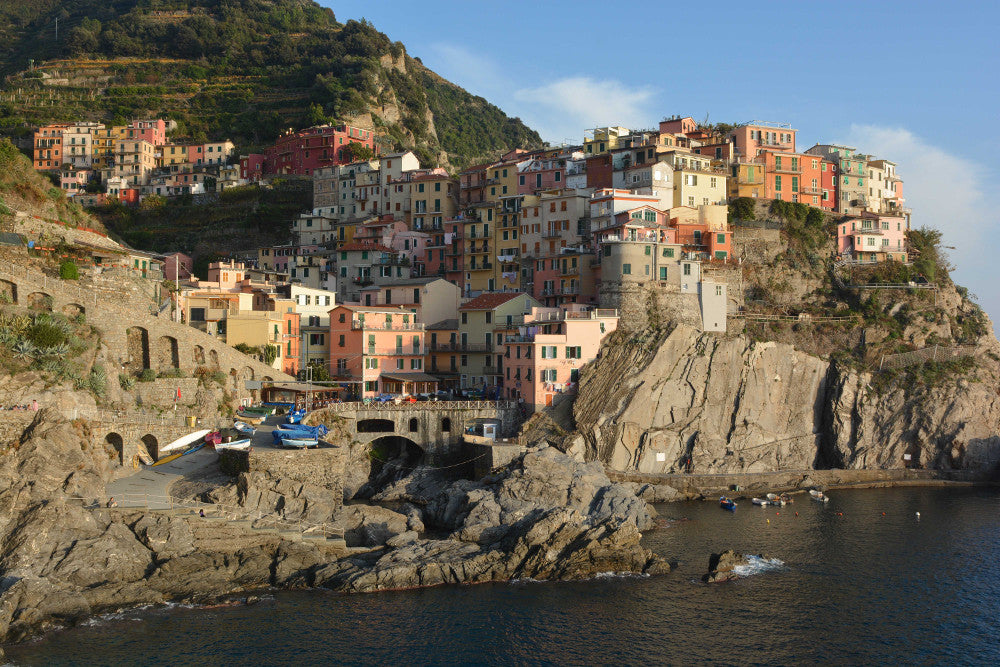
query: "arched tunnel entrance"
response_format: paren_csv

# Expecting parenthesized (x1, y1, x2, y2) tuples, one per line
(354, 435, 426, 499)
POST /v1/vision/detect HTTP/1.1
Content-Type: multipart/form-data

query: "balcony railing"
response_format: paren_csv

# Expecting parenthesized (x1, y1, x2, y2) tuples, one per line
(483, 365, 500, 375)
(771, 164, 801, 174)
(468, 262, 493, 271)
(351, 319, 425, 331)
(365, 346, 427, 356)
(542, 230, 563, 239)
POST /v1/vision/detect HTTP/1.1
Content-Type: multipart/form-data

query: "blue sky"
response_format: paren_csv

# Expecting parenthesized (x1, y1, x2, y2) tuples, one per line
(325, 0, 1000, 325)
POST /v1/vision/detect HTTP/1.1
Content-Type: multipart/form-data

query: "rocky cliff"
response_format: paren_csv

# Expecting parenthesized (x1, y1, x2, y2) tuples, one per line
(566, 313, 1000, 475)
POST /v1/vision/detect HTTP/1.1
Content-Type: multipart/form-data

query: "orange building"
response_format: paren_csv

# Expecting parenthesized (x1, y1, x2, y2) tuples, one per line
(328, 305, 435, 397)
(33, 123, 70, 170)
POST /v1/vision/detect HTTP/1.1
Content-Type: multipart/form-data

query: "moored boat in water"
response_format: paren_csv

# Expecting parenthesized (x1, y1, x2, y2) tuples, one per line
(752, 497, 769, 506)
(809, 489, 830, 502)
(720, 496, 737, 511)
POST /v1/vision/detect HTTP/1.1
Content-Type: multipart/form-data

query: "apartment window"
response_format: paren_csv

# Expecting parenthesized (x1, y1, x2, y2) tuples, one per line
(710, 177, 717, 188)
(622, 263, 631, 275)
(683, 264, 691, 276)
(644, 246, 651, 255)
(397, 359, 405, 370)
(461, 312, 468, 324)
(688, 197, 695, 206)
(775, 176, 782, 192)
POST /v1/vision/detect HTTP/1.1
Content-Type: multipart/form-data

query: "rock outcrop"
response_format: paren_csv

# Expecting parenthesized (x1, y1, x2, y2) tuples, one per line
(569, 322, 1000, 475)
(0, 415, 668, 643)
(316, 447, 668, 593)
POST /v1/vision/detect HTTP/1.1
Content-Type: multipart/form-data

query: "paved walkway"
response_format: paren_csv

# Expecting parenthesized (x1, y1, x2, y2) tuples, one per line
(105, 447, 218, 509)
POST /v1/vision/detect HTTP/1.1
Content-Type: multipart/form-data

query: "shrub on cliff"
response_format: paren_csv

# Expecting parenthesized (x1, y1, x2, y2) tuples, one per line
(139, 368, 156, 382)
(59, 260, 79, 280)
(27, 322, 67, 349)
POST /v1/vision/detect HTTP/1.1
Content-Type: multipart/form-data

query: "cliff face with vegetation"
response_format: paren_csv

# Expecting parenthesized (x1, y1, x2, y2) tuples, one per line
(0, 0, 541, 167)
(556, 203, 1000, 477)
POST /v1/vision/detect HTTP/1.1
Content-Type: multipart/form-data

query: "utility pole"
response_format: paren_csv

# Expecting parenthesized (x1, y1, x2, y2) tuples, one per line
(54, 18, 58, 42)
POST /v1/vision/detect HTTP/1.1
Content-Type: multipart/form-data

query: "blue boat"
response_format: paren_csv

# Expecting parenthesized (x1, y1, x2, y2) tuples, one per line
(719, 496, 737, 511)
(285, 409, 307, 425)
(271, 424, 327, 446)
(274, 423, 328, 437)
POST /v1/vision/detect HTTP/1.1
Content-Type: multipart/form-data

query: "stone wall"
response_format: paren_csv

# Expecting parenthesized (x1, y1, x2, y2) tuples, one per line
(0, 262, 293, 409)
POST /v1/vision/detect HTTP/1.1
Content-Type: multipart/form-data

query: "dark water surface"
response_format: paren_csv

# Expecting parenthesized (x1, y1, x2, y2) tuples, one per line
(7, 486, 1000, 666)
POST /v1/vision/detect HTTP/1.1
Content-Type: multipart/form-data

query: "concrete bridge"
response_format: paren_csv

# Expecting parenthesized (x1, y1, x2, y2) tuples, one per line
(306, 400, 519, 461)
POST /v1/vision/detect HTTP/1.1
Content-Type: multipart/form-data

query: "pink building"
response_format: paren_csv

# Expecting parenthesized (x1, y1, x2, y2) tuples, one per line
(327, 304, 433, 397)
(501, 305, 619, 411)
(127, 119, 167, 146)
(517, 158, 565, 194)
(837, 213, 908, 263)
(659, 116, 698, 136)
(163, 252, 193, 281)
(731, 122, 797, 160)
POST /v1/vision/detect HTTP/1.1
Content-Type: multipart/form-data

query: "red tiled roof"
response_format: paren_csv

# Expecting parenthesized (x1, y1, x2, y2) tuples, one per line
(339, 242, 391, 252)
(460, 292, 524, 311)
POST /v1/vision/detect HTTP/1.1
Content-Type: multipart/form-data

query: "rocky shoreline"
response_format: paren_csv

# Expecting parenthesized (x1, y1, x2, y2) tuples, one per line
(0, 411, 669, 645)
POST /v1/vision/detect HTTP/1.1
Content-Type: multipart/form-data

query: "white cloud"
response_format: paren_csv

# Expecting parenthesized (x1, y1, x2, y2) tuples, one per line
(513, 77, 658, 145)
(843, 125, 1000, 325)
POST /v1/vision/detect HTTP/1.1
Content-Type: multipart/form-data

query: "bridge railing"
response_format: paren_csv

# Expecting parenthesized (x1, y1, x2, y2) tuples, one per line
(71, 493, 345, 541)
(66, 406, 230, 429)
(317, 400, 516, 413)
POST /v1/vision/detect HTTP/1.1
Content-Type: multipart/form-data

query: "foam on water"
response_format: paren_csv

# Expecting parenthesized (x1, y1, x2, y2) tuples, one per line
(732, 555, 785, 577)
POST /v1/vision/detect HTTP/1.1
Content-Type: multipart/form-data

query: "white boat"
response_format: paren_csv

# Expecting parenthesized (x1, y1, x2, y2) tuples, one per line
(215, 438, 252, 451)
(280, 438, 318, 449)
(766, 493, 787, 506)
(809, 489, 830, 502)
(160, 429, 212, 453)
(751, 497, 770, 506)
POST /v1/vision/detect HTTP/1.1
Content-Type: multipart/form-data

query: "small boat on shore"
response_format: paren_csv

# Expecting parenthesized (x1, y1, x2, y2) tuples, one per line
(720, 496, 737, 511)
(809, 489, 830, 503)
(279, 437, 318, 449)
(205, 431, 222, 445)
(233, 421, 256, 436)
(285, 409, 306, 425)
(215, 438, 252, 451)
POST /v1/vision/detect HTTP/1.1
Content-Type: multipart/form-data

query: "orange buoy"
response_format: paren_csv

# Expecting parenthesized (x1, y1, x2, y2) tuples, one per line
(794, 512, 799, 517)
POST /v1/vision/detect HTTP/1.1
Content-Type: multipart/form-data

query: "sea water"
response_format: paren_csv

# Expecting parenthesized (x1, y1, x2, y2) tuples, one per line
(7, 486, 1000, 666)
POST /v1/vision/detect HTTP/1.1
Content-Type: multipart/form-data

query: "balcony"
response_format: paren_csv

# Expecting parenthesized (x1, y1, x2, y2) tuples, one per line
(365, 346, 427, 356)
(468, 262, 493, 272)
(561, 284, 580, 294)
(799, 186, 822, 196)
(352, 277, 374, 286)
(351, 319, 425, 331)
(374, 255, 410, 266)
(483, 365, 500, 375)
(498, 254, 519, 264)
(543, 230, 563, 239)
(771, 163, 802, 174)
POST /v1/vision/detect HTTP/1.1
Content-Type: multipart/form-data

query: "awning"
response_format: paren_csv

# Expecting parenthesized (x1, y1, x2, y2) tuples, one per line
(379, 372, 441, 383)
(264, 382, 343, 394)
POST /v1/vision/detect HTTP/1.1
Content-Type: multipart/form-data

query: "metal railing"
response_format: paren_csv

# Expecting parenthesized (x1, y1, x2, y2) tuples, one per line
(316, 399, 515, 412)
(879, 345, 979, 370)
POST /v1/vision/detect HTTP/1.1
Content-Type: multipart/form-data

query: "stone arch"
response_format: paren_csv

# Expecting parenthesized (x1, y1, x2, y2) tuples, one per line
(208, 348, 220, 370)
(441, 417, 452, 432)
(140, 434, 159, 462)
(242, 366, 255, 381)
(358, 418, 395, 433)
(61, 302, 85, 318)
(154, 335, 179, 370)
(193, 344, 206, 365)
(0, 279, 18, 304)
(262, 376, 274, 382)
(358, 435, 426, 500)
(104, 432, 124, 465)
(125, 326, 150, 372)
(408, 417, 419, 433)
(26, 291, 52, 311)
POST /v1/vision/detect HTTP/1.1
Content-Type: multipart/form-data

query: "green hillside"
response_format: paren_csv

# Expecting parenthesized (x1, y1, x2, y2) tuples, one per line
(0, 0, 541, 168)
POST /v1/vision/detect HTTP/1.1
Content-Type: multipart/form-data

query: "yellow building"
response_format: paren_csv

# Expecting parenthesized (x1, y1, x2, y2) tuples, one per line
(410, 174, 458, 232)
(728, 161, 765, 200)
(663, 151, 728, 208)
(584, 126, 630, 156)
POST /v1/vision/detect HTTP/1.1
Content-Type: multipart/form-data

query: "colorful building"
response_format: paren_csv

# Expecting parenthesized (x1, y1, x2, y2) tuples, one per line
(501, 305, 619, 411)
(327, 304, 431, 397)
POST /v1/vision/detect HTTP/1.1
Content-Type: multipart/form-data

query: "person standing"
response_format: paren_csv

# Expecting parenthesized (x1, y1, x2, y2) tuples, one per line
(31, 399, 38, 412)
